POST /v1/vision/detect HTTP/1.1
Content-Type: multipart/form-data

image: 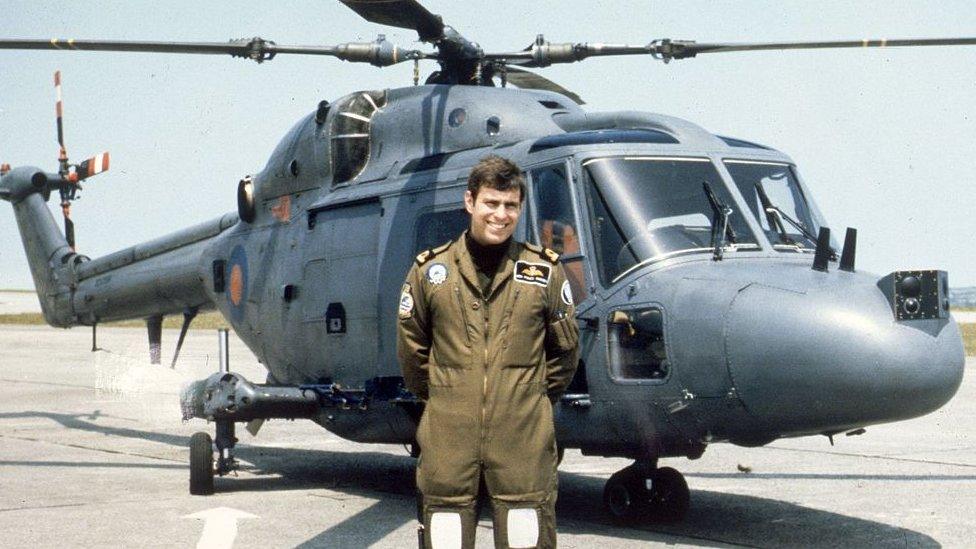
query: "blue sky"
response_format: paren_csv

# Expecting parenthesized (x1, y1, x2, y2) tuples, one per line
(2, 0, 975, 288)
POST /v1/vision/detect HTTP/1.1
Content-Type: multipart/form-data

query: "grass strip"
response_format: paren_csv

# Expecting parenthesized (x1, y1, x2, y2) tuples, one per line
(0, 311, 229, 330)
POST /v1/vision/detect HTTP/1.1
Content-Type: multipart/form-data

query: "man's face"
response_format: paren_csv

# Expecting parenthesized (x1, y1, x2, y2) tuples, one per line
(465, 186, 522, 246)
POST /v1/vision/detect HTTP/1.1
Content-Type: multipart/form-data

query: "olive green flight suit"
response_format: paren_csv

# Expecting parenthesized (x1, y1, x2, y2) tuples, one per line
(397, 234, 579, 549)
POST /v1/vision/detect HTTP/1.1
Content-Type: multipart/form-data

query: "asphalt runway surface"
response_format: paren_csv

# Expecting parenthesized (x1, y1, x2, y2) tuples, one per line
(0, 323, 973, 548)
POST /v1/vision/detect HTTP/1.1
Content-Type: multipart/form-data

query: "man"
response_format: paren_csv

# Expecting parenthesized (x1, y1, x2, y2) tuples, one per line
(397, 155, 579, 549)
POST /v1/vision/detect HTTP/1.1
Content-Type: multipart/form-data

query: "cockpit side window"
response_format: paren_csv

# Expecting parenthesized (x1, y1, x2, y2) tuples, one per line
(330, 90, 387, 185)
(528, 163, 588, 302)
(607, 307, 669, 382)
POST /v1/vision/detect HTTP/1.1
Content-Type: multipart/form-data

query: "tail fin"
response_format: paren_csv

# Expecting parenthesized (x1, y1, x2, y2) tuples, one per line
(0, 167, 79, 327)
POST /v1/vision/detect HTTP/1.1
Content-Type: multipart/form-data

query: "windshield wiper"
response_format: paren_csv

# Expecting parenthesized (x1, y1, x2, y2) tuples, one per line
(703, 181, 736, 260)
(755, 183, 834, 257)
(754, 182, 795, 246)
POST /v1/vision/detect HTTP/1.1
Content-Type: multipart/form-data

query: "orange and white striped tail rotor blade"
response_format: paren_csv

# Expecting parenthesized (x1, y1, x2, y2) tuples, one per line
(54, 70, 66, 151)
(77, 152, 110, 180)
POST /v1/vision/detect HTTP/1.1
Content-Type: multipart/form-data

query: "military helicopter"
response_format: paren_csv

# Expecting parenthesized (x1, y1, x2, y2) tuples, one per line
(0, 0, 970, 524)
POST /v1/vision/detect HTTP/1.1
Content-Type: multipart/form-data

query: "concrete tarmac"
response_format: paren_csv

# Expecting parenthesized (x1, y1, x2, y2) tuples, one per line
(0, 324, 973, 548)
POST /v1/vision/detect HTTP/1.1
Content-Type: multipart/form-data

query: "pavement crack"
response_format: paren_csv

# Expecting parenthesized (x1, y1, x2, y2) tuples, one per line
(0, 502, 87, 513)
(0, 433, 184, 463)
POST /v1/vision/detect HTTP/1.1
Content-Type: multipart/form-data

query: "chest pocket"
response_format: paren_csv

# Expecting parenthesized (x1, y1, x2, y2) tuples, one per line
(502, 285, 547, 366)
(428, 282, 473, 369)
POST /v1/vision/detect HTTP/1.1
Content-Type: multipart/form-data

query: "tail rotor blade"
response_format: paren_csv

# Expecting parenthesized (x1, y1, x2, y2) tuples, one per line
(77, 152, 110, 180)
(54, 70, 69, 172)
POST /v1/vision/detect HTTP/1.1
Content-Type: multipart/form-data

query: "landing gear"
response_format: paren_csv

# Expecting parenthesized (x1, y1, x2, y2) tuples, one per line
(603, 462, 690, 524)
(188, 329, 239, 496)
(188, 421, 238, 496)
(189, 432, 214, 495)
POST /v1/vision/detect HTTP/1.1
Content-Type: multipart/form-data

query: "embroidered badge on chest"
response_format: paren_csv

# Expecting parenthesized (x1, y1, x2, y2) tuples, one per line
(514, 260, 551, 287)
(426, 263, 448, 285)
(399, 283, 415, 319)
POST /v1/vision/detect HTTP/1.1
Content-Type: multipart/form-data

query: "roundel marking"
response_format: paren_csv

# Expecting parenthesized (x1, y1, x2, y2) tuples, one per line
(229, 265, 244, 306)
(227, 245, 249, 322)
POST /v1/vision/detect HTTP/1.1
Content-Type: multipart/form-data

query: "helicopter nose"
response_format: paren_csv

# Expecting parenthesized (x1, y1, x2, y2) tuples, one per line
(724, 275, 965, 435)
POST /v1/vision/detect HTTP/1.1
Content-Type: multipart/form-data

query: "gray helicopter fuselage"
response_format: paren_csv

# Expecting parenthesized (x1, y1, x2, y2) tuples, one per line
(2, 84, 964, 460)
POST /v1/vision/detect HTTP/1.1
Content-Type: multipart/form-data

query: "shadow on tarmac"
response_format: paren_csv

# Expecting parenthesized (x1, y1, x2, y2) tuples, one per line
(0, 410, 944, 548)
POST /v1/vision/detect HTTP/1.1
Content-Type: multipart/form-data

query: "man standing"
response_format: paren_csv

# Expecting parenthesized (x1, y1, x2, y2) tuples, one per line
(397, 155, 579, 548)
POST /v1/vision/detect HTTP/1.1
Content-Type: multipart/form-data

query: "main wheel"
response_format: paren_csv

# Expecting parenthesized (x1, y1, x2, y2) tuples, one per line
(189, 431, 215, 496)
(646, 467, 690, 523)
(602, 466, 648, 524)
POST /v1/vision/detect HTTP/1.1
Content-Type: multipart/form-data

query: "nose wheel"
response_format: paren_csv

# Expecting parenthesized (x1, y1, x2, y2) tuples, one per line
(188, 420, 239, 496)
(189, 432, 214, 495)
(603, 462, 690, 524)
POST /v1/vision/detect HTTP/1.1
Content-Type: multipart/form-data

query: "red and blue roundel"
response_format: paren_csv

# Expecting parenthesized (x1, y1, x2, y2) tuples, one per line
(227, 245, 248, 322)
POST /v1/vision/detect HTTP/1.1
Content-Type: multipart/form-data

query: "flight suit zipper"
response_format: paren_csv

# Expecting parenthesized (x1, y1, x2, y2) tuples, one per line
(481, 298, 489, 432)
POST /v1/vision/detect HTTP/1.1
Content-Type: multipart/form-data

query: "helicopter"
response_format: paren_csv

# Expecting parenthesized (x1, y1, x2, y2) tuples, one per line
(0, 0, 970, 526)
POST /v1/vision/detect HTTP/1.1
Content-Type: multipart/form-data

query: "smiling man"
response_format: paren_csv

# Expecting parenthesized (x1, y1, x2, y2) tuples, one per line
(397, 155, 579, 549)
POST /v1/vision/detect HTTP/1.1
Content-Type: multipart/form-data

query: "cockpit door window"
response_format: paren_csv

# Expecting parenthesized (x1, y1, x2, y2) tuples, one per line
(528, 162, 588, 302)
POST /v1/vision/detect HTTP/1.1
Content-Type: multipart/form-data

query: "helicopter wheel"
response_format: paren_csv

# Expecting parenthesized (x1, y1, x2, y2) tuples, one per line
(189, 431, 215, 496)
(602, 464, 648, 524)
(645, 467, 690, 523)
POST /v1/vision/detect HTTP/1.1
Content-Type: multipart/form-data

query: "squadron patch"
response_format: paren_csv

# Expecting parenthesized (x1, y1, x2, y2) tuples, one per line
(514, 260, 551, 287)
(426, 263, 448, 285)
(561, 280, 574, 306)
(399, 283, 415, 319)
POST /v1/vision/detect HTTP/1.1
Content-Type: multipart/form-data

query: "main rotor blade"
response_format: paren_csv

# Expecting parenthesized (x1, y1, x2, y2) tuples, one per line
(489, 36, 976, 67)
(655, 37, 976, 61)
(504, 67, 584, 105)
(0, 37, 425, 66)
(338, 0, 445, 42)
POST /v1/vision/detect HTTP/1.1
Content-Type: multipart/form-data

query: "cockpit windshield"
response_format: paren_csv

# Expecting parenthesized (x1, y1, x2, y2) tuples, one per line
(584, 157, 759, 285)
(724, 161, 820, 252)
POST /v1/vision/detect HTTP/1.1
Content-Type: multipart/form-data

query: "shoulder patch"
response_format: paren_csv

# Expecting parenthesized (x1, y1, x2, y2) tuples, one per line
(398, 283, 415, 319)
(415, 240, 454, 266)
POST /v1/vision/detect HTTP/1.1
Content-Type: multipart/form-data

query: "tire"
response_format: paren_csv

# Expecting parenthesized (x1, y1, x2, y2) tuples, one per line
(646, 467, 689, 523)
(602, 466, 648, 524)
(189, 431, 215, 496)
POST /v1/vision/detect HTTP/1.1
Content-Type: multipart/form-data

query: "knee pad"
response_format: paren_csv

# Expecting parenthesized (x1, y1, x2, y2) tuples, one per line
(491, 499, 556, 549)
(422, 503, 478, 549)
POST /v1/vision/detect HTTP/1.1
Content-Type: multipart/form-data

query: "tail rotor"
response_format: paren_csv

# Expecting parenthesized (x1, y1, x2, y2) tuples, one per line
(52, 70, 109, 251)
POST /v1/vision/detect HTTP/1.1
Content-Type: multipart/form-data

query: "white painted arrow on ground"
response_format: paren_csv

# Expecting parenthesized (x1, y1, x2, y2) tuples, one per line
(183, 507, 258, 549)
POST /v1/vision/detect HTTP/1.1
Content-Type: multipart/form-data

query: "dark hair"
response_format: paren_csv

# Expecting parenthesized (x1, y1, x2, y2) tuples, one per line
(467, 155, 526, 202)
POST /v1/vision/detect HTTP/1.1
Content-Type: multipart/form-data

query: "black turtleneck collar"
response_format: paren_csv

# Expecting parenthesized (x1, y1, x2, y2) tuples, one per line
(465, 232, 510, 289)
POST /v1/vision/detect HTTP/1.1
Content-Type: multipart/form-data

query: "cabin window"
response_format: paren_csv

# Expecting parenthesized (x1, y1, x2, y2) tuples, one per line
(607, 307, 669, 382)
(415, 208, 468, 253)
(330, 90, 387, 185)
(529, 163, 588, 302)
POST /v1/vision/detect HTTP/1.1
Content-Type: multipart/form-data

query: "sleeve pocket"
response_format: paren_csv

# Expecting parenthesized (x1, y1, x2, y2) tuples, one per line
(549, 315, 579, 353)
